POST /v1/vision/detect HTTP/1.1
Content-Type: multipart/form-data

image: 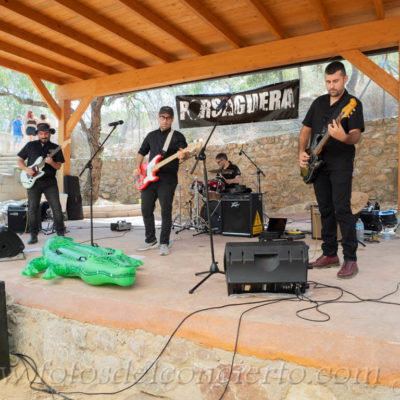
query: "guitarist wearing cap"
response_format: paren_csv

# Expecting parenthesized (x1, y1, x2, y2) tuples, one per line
(134, 106, 188, 256)
(298, 61, 365, 279)
(17, 122, 65, 244)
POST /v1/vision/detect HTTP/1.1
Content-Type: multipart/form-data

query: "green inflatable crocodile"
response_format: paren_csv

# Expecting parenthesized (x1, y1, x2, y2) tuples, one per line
(22, 236, 142, 286)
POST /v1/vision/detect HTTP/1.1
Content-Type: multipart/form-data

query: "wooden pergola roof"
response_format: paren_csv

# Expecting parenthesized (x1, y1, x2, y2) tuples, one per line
(0, 0, 399, 204)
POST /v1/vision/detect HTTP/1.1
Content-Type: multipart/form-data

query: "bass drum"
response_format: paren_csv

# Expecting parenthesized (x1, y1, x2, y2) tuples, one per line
(200, 201, 222, 233)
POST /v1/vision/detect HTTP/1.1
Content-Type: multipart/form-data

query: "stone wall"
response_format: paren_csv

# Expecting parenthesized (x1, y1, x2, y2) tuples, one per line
(70, 118, 398, 213)
(5, 298, 398, 400)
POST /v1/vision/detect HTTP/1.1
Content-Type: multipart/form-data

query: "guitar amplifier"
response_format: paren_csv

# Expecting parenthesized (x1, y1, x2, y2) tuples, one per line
(221, 193, 263, 237)
(7, 205, 29, 233)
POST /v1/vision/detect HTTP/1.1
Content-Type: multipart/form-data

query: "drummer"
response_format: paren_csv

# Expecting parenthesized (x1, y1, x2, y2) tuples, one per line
(215, 152, 241, 191)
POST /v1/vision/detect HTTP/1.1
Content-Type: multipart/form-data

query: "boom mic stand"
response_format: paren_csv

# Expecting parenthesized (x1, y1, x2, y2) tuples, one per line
(78, 121, 122, 246)
(240, 146, 266, 193)
(188, 96, 231, 294)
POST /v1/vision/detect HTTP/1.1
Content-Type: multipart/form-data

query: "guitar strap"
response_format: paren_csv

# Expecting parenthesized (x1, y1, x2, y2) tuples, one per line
(162, 129, 174, 155)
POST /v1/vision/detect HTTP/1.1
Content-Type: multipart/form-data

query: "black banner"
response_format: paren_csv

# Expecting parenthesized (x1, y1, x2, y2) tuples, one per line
(176, 79, 299, 129)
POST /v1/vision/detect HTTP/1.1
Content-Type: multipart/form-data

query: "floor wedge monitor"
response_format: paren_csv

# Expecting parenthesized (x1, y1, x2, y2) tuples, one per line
(224, 241, 309, 295)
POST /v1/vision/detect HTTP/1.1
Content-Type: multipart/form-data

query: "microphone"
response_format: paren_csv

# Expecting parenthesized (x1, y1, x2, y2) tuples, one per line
(239, 145, 243, 156)
(108, 120, 124, 127)
(216, 94, 232, 111)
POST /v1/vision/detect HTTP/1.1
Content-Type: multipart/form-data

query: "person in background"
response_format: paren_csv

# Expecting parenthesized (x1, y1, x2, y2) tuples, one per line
(11, 115, 24, 151)
(25, 110, 38, 142)
(215, 152, 242, 191)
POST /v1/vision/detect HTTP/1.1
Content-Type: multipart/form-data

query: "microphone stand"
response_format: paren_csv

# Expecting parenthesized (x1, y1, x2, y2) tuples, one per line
(240, 147, 266, 194)
(188, 99, 230, 294)
(78, 124, 119, 246)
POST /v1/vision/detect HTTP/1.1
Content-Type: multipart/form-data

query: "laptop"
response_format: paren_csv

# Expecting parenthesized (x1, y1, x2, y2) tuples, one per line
(266, 217, 287, 236)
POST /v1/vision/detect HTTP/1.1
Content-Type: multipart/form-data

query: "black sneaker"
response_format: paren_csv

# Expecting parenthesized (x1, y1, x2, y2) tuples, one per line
(28, 234, 38, 245)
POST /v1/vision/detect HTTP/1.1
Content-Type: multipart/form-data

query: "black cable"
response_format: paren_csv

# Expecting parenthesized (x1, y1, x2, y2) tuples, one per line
(77, 230, 130, 244)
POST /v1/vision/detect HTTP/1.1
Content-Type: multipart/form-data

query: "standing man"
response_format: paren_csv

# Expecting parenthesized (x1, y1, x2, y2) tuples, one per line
(299, 61, 364, 279)
(18, 122, 65, 244)
(11, 115, 24, 151)
(134, 106, 188, 256)
(215, 152, 241, 191)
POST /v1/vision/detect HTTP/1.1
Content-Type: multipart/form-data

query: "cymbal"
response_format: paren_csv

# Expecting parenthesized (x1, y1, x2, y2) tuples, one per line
(208, 168, 233, 174)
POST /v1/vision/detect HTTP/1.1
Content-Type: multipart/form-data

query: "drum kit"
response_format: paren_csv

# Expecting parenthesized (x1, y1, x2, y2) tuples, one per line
(174, 168, 232, 233)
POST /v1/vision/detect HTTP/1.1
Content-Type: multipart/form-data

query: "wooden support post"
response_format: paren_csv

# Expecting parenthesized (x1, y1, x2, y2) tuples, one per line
(398, 45, 400, 212)
(59, 99, 71, 192)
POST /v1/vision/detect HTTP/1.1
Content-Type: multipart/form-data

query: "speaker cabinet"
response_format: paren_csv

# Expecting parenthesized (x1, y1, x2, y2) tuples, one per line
(224, 241, 309, 295)
(0, 281, 10, 380)
(64, 175, 84, 220)
(7, 205, 29, 233)
(0, 227, 25, 258)
(221, 193, 263, 237)
(311, 205, 342, 240)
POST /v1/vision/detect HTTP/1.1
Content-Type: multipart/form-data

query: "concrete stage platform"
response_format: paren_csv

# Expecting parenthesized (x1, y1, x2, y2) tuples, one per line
(1, 215, 400, 398)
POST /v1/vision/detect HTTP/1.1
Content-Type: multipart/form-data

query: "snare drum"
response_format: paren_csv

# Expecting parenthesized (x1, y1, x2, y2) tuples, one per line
(207, 178, 225, 193)
(189, 179, 205, 194)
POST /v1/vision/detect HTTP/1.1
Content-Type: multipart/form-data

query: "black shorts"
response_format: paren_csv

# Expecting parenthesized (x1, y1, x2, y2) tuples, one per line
(26, 126, 36, 136)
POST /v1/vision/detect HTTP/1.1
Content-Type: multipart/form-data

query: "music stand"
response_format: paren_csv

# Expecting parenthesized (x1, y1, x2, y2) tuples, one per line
(188, 96, 231, 294)
(78, 124, 120, 246)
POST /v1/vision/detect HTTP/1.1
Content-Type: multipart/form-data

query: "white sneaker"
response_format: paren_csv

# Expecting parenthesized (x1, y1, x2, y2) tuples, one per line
(159, 244, 169, 256)
(136, 240, 158, 251)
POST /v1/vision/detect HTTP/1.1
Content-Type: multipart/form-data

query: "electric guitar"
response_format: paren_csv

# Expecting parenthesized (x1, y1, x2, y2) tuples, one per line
(136, 142, 201, 191)
(300, 98, 357, 184)
(20, 139, 71, 189)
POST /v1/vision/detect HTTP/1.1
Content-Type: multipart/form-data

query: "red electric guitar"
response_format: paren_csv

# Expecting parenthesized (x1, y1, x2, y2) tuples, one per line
(136, 142, 201, 191)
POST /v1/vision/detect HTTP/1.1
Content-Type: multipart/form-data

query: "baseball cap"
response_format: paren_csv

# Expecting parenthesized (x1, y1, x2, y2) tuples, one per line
(158, 106, 174, 117)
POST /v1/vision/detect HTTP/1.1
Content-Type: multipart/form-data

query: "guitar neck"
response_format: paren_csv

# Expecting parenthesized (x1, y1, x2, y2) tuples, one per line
(151, 152, 179, 172)
(312, 109, 345, 156)
(37, 146, 61, 169)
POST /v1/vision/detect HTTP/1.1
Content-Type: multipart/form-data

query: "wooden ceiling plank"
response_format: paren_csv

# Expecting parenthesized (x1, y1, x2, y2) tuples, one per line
(245, 0, 285, 39)
(55, 17, 400, 101)
(0, 56, 66, 85)
(53, 0, 174, 63)
(0, 39, 89, 80)
(308, 0, 331, 30)
(28, 74, 62, 120)
(178, 0, 244, 48)
(341, 49, 398, 99)
(0, 21, 116, 75)
(0, 0, 144, 69)
(118, 0, 206, 56)
(374, 0, 385, 19)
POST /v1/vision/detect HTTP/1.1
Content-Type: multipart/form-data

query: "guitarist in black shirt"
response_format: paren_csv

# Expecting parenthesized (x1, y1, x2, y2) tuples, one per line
(298, 61, 365, 279)
(17, 122, 65, 244)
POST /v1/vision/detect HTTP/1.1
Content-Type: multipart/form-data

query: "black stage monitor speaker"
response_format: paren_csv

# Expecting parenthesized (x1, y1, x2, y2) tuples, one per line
(224, 241, 309, 296)
(221, 193, 263, 237)
(64, 175, 84, 220)
(0, 227, 25, 258)
(0, 281, 10, 380)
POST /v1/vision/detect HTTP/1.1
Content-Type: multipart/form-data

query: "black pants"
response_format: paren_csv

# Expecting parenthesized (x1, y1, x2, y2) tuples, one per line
(141, 180, 177, 245)
(28, 179, 64, 235)
(313, 168, 357, 261)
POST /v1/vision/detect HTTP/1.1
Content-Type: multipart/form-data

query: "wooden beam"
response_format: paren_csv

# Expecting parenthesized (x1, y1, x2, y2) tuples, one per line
(0, 55, 66, 85)
(0, 21, 116, 75)
(341, 50, 399, 99)
(118, 0, 206, 56)
(56, 17, 400, 101)
(0, 39, 89, 80)
(66, 96, 94, 135)
(53, 0, 174, 63)
(308, 0, 331, 30)
(374, 0, 385, 19)
(245, 0, 285, 39)
(60, 99, 71, 180)
(398, 44, 400, 212)
(178, 0, 245, 48)
(28, 75, 62, 120)
(0, 0, 144, 69)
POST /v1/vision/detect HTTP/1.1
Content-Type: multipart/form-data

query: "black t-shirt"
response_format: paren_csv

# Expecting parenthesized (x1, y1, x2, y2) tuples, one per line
(302, 89, 364, 170)
(138, 127, 187, 182)
(18, 140, 65, 184)
(221, 161, 241, 189)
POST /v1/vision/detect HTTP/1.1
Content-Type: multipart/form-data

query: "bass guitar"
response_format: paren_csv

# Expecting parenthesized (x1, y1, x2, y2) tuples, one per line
(20, 139, 71, 189)
(300, 98, 357, 184)
(136, 142, 201, 191)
